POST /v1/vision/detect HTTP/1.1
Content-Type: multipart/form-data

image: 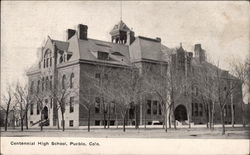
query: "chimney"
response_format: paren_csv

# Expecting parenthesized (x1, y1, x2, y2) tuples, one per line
(194, 44, 206, 62)
(67, 29, 76, 40)
(78, 24, 88, 40)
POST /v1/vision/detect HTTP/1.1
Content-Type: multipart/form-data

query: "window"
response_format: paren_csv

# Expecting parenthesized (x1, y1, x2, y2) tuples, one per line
(45, 77, 49, 90)
(37, 80, 40, 93)
(195, 103, 198, 116)
(42, 77, 45, 91)
(158, 103, 162, 115)
(30, 121, 33, 126)
(50, 58, 52, 67)
(95, 97, 101, 113)
(62, 75, 66, 89)
(69, 120, 74, 127)
(69, 97, 74, 113)
(46, 58, 49, 68)
(30, 104, 34, 115)
(199, 104, 203, 116)
(97, 51, 109, 60)
(43, 59, 46, 68)
(30, 81, 34, 94)
(195, 87, 199, 96)
(192, 103, 194, 116)
(110, 102, 115, 114)
(153, 101, 157, 115)
(37, 102, 40, 115)
(95, 73, 101, 79)
(147, 100, 152, 115)
(70, 73, 74, 88)
(95, 120, 100, 126)
(50, 76, 53, 90)
(104, 74, 108, 80)
(50, 98, 53, 109)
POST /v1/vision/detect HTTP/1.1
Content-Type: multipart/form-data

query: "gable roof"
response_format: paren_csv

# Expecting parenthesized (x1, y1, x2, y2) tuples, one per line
(51, 39, 69, 51)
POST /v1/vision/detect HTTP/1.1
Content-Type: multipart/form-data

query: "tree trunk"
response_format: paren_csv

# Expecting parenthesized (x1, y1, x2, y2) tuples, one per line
(20, 117, 24, 132)
(25, 111, 28, 130)
(123, 116, 126, 132)
(135, 105, 138, 129)
(164, 112, 168, 132)
(241, 103, 245, 128)
(231, 104, 235, 128)
(168, 110, 171, 129)
(172, 103, 176, 130)
(211, 102, 215, 130)
(88, 109, 90, 132)
(62, 113, 65, 132)
(40, 112, 43, 131)
(108, 103, 110, 129)
(220, 109, 225, 135)
(4, 111, 9, 131)
(206, 104, 209, 129)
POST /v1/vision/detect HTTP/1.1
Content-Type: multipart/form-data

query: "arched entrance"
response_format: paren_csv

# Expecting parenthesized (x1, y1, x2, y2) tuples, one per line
(42, 106, 48, 120)
(174, 105, 187, 122)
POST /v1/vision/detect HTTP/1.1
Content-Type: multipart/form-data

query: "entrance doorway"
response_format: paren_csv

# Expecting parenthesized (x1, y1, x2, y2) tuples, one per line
(174, 105, 187, 122)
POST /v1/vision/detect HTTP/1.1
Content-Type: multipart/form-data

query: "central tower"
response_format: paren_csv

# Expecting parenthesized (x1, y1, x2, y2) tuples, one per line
(109, 20, 135, 45)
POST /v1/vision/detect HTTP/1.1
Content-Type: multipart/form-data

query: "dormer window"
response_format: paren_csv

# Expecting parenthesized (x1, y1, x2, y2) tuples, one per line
(97, 51, 109, 60)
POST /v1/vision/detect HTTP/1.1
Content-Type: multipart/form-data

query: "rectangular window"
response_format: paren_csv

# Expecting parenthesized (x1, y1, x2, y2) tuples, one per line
(95, 97, 101, 113)
(192, 103, 194, 116)
(95, 120, 100, 126)
(37, 102, 40, 115)
(50, 58, 52, 67)
(153, 101, 157, 115)
(199, 104, 203, 116)
(30, 121, 33, 126)
(69, 120, 74, 127)
(95, 73, 101, 79)
(30, 104, 34, 115)
(97, 51, 109, 60)
(195, 103, 198, 117)
(147, 100, 151, 115)
(104, 74, 108, 80)
(158, 103, 162, 115)
(69, 97, 74, 113)
(50, 76, 53, 90)
(50, 98, 53, 109)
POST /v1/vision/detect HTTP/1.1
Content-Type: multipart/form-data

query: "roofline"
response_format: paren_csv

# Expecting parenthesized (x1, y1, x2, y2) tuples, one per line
(132, 58, 168, 65)
(138, 36, 161, 43)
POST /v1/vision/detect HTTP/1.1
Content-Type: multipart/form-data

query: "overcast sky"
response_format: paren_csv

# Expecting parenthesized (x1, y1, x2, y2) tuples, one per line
(1, 1, 249, 91)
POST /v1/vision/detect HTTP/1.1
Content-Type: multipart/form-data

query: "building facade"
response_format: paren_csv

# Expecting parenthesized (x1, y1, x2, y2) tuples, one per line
(27, 21, 244, 128)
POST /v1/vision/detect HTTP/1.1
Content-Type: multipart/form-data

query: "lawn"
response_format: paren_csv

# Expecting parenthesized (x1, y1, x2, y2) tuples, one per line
(1, 124, 249, 139)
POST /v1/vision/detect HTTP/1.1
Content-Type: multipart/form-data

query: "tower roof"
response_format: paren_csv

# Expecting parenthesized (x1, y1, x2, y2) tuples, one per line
(110, 20, 131, 35)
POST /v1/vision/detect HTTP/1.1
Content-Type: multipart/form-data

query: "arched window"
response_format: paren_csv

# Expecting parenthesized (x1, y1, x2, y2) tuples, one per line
(70, 73, 74, 88)
(62, 75, 66, 89)
(44, 49, 52, 68)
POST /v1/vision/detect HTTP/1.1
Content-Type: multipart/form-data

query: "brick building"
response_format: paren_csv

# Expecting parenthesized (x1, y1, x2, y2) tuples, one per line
(27, 21, 244, 128)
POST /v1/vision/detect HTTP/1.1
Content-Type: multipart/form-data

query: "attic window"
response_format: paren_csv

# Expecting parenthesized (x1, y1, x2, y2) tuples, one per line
(97, 51, 109, 60)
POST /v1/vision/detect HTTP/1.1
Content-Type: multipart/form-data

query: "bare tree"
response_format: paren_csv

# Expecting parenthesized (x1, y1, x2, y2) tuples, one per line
(229, 57, 249, 127)
(109, 67, 140, 132)
(14, 83, 33, 131)
(210, 62, 239, 135)
(0, 85, 14, 131)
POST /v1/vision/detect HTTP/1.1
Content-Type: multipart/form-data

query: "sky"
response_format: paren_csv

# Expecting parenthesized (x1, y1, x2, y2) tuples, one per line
(1, 1, 249, 92)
